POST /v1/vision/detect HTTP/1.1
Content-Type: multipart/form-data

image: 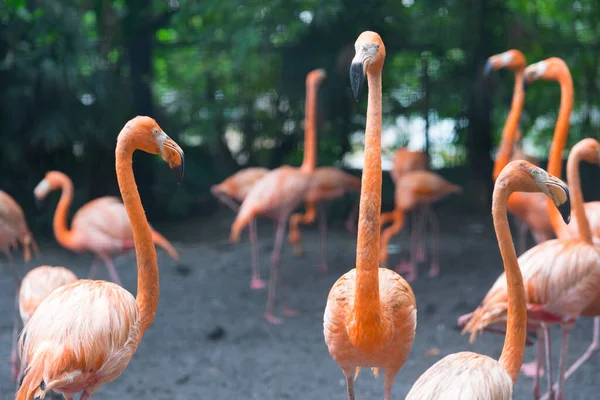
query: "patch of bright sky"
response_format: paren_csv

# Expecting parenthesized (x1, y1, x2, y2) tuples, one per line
(299, 11, 313, 24)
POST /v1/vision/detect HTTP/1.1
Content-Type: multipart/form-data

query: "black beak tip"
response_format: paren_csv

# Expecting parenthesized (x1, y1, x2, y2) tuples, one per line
(349, 62, 364, 102)
(34, 197, 44, 210)
(559, 188, 571, 224)
(522, 79, 529, 91)
(483, 60, 494, 77)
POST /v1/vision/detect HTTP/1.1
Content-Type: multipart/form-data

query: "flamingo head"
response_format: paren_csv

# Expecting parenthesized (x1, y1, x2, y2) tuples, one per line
(523, 58, 570, 89)
(350, 31, 386, 100)
(121, 116, 185, 184)
(34, 171, 69, 203)
(483, 49, 526, 76)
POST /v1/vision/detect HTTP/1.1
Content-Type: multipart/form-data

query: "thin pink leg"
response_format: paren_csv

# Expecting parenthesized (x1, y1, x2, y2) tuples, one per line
(264, 219, 287, 324)
(427, 208, 440, 278)
(88, 256, 99, 280)
(345, 374, 355, 400)
(555, 326, 572, 400)
(523, 328, 545, 399)
(565, 317, 599, 379)
(416, 207, 428, 262)
(249, 219, 265, 290)
(80, 391, 91, 400)
(518, 220, 529, 256)
(345, 198, 359, 234)
(318, 205, 328, 272)
(99, 254, 122, 286)
(11, 294, 20, 381)
(395, 262, 417, 282)
(543, 324, 554, 400)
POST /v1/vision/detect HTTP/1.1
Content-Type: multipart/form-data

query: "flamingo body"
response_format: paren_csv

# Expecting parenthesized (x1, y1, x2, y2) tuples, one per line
(0, 191, 37, 263)
(405, 352, 512, 399)
(211, 167, 269, 204)
(324, 268, 416, 374)
(18, 280, 140, 399)
(304, 167, 360, 203)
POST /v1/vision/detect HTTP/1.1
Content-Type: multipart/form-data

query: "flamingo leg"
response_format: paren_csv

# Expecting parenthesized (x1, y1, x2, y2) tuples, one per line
(88, 256, 99, 280)
(524, 328, 545, 399)
(80, 391, 91, 400)
(555, 326, 572, 400)
(11, 294, 20, 382)
(248, 219, 265, 290)
(98, 254, 122, 286)
(264, 218, 288, 324)
(344, 373, 355, 400)
(426, 207, 440, 278)
(517, 219, 529, 256)
(3, 250, 21, 288)
(345, 197, 359, 233)
(412, 207, 427, 262)
(542, 324, 554, 399)
(318, 204, 328, 272)
(565, 316, 600, 379)
(383, 369, 397, 400)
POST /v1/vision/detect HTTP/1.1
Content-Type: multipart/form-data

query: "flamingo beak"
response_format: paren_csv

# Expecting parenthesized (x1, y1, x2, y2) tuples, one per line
(546, 178, 571, 224)
(483, 59, 494, 77)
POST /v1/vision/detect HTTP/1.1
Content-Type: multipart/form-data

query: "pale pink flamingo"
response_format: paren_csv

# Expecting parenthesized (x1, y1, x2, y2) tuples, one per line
(389, 148, 431, 262)
(211, 167, 269, 289)
(406, 160, 571, 400)
(536, 138, 600, 399)
(16, 115, 184, 399)
(460, 143, 600, 399)
(324, 31, 417, 400)
(33, 171, 179, 286)
(379, 170, 461, 281)
(229, 69, 326, 324)
(0, 191, 38, 285)
(287, 166, 361, 271)
(12, 266, 78, 381)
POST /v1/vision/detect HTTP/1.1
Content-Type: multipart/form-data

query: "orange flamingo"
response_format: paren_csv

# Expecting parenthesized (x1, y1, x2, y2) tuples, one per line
(33, 171, 179, 286)
(389, 148, 431, 262)
(287, 166, 361, 272)
(378, 170, 461, 281)
(323, 31, 417, 400)
(406, 160, 570, 399)
(461, 143, 600, 398)
(484, 49, 555, 255)
(16, 116, 184, 400)
(0, 191, 38, 285)
(211, 167, 269, 289)
(12, 266, 78, 380)
(229, 69, 326, 324)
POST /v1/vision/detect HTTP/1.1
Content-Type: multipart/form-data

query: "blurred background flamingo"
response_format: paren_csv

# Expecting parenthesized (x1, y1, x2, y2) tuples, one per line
(33, 171, 179, 286)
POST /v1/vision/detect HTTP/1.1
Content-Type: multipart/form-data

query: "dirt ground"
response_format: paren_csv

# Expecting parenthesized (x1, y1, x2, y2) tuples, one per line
(0, 207, 598, 399)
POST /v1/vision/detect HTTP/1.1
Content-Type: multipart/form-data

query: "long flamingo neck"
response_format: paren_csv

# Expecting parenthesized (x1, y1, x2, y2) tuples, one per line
(349, 69, 384, 350)
(115, 133, 159, 337)
(494, 175, 527, 384)
(493, 70, 525, 181)
(547, 73, 573, 233)
(52, 176, 77, 250)
(565, 147, 593, 243)
(300, 79, 319, 173)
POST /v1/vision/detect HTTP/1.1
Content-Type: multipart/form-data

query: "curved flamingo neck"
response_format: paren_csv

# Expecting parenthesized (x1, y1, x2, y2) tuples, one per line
(115, 131, 159, 337)
(494, 171, 527, 384)
(300, 78, 320, 173)
(349, 68, 385, 350)
(564, 145, 593, 243)
(52, 174, 78, 250)
(493, 69, 525, 181)
(547, 71, 574, 234)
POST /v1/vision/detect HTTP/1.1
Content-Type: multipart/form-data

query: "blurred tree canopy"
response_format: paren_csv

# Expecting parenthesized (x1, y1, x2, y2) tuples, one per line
(1, 0, 598, 224)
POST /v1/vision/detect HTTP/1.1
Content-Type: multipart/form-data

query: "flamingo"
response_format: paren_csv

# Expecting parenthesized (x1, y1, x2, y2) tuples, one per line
(484, 49, 554, 255)
(389, 148, 431, 261)
(211, 167, 269, 289)
(12, 266, 78, 381)
(229, 68, 326, 324)
(378, 170, 461, 281)
(0, 191, 39, 286)
(405, 160, 571, 399)
(287, 166, 361, 272)
(535, 138, 600, 398)
(15, 116, 184, 400)
(460, 142, 600, 399)
(323, 31, 417, 400)
(33, 170, 179, 286)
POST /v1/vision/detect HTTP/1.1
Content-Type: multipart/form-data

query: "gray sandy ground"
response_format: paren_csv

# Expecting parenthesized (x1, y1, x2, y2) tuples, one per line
(0, 209, 597, 399)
